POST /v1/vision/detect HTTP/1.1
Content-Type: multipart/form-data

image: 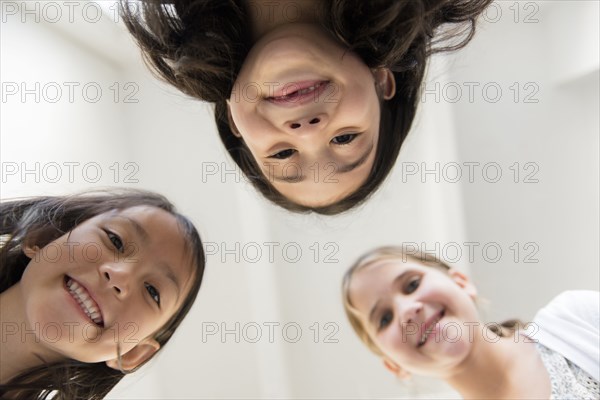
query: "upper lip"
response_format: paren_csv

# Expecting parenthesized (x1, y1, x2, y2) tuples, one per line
(417, 309, 445, 347)
(266, 80, 331, 108)
(65, 275, 105, 328)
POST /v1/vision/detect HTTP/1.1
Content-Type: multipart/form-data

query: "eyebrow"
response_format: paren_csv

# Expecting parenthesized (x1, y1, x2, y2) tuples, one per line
(116, 216, 150, 245)
(368, 271, 410, 326)
(271, 141, 375, 183)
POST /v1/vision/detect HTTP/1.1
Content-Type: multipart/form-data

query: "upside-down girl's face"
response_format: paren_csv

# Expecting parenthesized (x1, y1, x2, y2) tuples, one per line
(348, 259, 479, 377)
(228, 23, 395, 207)
(20, 206, 195, 366)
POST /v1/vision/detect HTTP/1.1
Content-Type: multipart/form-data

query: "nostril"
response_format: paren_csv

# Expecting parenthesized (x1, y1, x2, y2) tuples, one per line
(290, 123, 301, 129)
(104, 272, 110, 280)
(114, 287, 121, 294)
(309, 118, 320, 124)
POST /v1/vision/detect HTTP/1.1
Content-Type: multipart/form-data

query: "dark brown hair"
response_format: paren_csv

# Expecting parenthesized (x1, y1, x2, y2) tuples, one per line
(0, 189, 205, 400)
(121, 0, 492, 214)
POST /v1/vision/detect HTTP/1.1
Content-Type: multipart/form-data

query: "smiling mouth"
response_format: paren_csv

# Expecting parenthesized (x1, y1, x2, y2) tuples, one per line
(417, 309, 445, 347)
(267, 81, 330, 104)
(65, 276, 104, 328)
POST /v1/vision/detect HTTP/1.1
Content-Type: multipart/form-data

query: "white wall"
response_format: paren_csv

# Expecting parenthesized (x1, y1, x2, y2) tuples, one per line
(445, 0, 599, 322)
(1, 1, 598, 399)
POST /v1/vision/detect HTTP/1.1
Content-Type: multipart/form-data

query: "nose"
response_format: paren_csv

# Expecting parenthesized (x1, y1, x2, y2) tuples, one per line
(99, 263, 130, 297)
(398, 298, 423, 325)
(285, 114, 329, 132)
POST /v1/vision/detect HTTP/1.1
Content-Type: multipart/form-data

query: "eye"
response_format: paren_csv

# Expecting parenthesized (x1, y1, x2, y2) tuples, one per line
(105, 230, 124, 253)
(331, 133, 358, 145)
(268, 149, 296, 159)
(404, 276, 421, 294)
(378, 310, 393, 331)
(145, 283, 160, 306)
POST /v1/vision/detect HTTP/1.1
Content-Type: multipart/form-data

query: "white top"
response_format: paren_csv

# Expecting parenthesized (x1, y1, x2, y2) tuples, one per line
(524, 290, 600, 399)
(536, 342, 599, 399)
(528, 290, 600, 380)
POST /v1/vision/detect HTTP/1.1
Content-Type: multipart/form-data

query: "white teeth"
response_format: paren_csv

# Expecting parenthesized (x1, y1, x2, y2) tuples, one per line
(276, 82, 324, 99)
(298, 85, 317, 95)
(419, 314, 443, 346)
(66, 278, 103, 326)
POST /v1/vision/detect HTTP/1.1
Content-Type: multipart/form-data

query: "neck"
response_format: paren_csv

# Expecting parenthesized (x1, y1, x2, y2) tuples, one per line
(248, 0, 322, 39)
(0, 283, 64, 384)
(443, 326, 549, 399)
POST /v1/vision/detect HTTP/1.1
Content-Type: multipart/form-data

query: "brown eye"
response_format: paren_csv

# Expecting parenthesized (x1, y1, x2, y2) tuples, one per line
(404, 277, 421, 294)
(331, 133, 358, 145)
(379, 310, 393, 330)
(145, 283, 160, 306)
(105, 230, 124, 253)
(269, 149, 296, 159)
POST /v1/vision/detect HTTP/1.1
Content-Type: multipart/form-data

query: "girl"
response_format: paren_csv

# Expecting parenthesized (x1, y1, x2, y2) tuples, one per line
(0, 189, 205, 400)
(342, 247, 599, 399)
(120, 0, 491, 214)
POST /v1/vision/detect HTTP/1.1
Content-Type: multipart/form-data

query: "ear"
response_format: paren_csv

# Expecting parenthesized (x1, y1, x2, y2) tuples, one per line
(106, 338, 160, 372)
(23, 244, 40, 259)
(383, 358, 411, 380)
(448, 268, 478, 299)
(373, 68, 396, 100)
(226, 102, 242, 138)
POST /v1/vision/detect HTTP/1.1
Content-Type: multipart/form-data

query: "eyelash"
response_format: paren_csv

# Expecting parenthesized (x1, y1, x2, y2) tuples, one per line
(269, 149, 296, 160)
(145, 283, 161, 306)
(404, 276, 421, 294)
(378, 310, 393, 331)
(267, 133, 360, 159)
(331, 133, 359, 145)
(104, 230, 124, 253)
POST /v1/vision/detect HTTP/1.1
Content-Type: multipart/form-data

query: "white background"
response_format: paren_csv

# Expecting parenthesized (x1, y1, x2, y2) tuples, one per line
(1, 1, 598, 398)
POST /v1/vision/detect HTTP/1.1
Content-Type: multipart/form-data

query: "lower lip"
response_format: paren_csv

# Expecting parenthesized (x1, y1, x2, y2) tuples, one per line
(63, 276, 100, 328)
(420, 316, 444, 347)
(267, 81, 331, 107)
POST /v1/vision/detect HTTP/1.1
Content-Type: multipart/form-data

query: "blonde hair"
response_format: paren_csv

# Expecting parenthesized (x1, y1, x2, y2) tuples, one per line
(341, 245, 524, 361)
(341, 246, 452, 356)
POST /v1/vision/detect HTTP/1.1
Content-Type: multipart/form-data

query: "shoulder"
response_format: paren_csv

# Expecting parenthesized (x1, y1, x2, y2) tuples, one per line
(527, 290, 600, 343)
(529, 290, 600, 380)
(539, 290, 599, 324)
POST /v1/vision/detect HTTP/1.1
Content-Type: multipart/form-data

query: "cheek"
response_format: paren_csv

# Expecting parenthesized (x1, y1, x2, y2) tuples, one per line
(113, 307, 165, 345)
(228, 101, 265, 143)
(339, 87, 380, 125)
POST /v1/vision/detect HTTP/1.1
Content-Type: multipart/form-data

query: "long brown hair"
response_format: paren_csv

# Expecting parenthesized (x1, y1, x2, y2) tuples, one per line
(120, 0, 492, 214)
(0, 189, 205, 399)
